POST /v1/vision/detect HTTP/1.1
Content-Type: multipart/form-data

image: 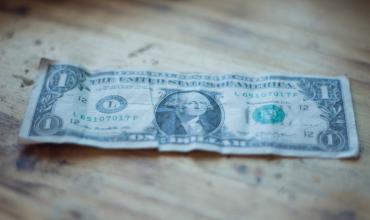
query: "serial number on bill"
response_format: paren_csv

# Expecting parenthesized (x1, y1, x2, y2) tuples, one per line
(72, 112, 138, 122)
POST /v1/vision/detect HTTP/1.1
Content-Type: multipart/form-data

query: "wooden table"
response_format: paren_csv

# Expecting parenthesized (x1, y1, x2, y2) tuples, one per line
(0, 0, 369, 219)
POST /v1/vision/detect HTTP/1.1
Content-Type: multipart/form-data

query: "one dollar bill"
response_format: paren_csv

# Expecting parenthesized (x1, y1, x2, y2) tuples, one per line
(19, 59, 359, 158)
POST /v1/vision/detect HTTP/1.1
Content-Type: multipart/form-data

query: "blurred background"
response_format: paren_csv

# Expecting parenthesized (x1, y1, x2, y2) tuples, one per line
(1, 0, 370, 117)
(0, 0, 370, 220)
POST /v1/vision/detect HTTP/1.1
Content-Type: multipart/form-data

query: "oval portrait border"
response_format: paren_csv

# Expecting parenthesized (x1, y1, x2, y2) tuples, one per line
(154, 90, 225, 136)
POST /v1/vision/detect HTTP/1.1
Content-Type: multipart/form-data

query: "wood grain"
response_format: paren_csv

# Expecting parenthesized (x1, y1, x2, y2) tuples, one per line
(0, 0, 369, 219)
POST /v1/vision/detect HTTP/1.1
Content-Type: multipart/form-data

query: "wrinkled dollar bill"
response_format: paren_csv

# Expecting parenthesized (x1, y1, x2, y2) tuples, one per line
(19, 59, 359, 158)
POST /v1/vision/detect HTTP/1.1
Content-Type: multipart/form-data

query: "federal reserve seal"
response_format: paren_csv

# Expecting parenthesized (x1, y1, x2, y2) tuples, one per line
(96, 95, 128, 114)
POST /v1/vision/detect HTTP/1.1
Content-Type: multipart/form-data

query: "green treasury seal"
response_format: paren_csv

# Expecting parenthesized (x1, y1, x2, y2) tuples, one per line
(252, 104, 285, 124)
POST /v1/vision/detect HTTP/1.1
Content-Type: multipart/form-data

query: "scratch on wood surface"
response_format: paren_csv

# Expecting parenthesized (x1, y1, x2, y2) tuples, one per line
(15, 144, 74, 173)
(12, 74, 34, 87)
(0, 175, 50, 197)
(16, 153, 39, 172)
(234, 164, 248, 175)
(254, 167, 264, 185)
(0, 111, 20, 129)
(128, 43, 155, 58)
(274, 173, 283, 179)
(34, 39, 42, 46)
(4, 31, 14, 39)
